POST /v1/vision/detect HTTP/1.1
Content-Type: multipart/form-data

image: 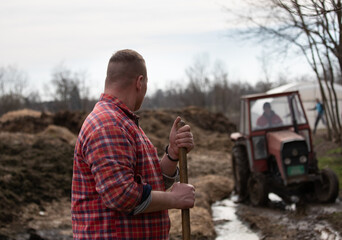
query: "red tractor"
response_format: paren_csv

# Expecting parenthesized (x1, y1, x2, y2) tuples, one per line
(230, 91, 339, 206)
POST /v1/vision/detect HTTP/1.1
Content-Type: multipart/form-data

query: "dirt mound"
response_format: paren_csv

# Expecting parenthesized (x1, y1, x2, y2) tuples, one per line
(138, 106, 236, 135)
(0, 131, 74, 224)
(0, 110, 88, 135)
(38, 125, 77, 146)
(0, 109, 43, 123)
(0, 111, 53, 134)
(52, 111, 88, 134)
(0, 107, 235, 143)
(0, 106, 236, 239)
(138, 107, 236, 155)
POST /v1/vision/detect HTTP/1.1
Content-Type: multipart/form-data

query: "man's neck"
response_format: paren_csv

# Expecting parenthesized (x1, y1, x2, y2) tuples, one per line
(104, 88, 136, 112)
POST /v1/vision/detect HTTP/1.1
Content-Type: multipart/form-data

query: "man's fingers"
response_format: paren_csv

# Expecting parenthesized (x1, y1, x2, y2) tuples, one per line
(175, 137, 194, 145)
(172, 116, 182, 130)
(176, 131, 192, 139)
(175, 129, 194, 151)
(176, 124, 191, 133)
(170, 117, 194, 153)
(176, 141, 194, 152)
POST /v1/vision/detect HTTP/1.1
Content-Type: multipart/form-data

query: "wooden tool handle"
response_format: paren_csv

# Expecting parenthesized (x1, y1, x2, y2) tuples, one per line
(181, 209, 190, 240)
(177, 120, 191, 240)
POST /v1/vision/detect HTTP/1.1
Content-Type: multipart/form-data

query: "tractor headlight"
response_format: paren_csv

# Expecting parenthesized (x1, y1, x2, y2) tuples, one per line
(299, 155, 307, 163)
(284, 158, 292, 165)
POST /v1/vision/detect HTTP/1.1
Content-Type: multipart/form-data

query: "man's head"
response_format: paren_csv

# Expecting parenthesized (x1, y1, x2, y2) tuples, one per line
(105, 49, 148, 111)
(105, 49, 147, 89)
(263, 102, 271, 115)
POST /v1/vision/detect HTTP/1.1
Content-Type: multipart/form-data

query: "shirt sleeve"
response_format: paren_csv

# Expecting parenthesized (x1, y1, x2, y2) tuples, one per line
(132, 184, 152, 215)
(85, 125, 143, 213)
(257, 116, 265, 126)
(163, 167, 179, 190)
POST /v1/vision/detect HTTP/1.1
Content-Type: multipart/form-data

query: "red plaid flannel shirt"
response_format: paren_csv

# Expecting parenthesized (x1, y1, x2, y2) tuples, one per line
(71, 93, 170, 239)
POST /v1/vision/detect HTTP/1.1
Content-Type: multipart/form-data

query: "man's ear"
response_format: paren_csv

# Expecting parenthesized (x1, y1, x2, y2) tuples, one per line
(136, 75, 144, 90)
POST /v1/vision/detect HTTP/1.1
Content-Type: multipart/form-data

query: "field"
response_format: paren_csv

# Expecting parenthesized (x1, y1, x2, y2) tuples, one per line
(0, 108, 341, 240)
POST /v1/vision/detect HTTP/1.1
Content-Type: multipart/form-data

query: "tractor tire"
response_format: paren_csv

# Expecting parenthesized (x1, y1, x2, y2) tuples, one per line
(315, 168, 339, 203)
(248, 173, 268, 206)
(232, 144, 250, 202)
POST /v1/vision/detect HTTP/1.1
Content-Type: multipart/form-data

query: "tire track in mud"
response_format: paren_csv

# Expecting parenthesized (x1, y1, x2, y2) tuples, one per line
(235, 199, 342, 240)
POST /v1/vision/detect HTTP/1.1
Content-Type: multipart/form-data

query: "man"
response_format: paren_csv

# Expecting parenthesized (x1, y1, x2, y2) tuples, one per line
(308, 98, 326, 134)
(71, 49, 195, 239)
(256, 102, 283, 127)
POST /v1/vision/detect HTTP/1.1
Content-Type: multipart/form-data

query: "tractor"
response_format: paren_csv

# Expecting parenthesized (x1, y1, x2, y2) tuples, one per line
(230, 91, 339, 206)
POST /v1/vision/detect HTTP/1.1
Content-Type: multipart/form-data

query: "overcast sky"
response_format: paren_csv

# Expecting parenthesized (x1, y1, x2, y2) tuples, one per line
(0, 0, 312, 100)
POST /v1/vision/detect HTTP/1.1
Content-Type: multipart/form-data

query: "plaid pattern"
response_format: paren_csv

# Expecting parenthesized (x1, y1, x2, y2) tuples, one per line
(72, 93, 170, 239)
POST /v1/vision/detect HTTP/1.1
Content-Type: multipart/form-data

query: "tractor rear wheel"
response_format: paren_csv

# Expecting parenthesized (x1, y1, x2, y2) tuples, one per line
(315, 168, 339, 203)
(248, 173, 268, 206)
(232, 144, 250, 202)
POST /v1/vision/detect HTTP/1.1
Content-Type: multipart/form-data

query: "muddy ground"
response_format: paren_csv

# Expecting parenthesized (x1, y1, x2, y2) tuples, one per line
(0, 108, 341, 240)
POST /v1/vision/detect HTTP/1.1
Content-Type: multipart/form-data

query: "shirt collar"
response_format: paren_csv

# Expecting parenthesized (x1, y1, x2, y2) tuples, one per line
(100, 93, 140, 126)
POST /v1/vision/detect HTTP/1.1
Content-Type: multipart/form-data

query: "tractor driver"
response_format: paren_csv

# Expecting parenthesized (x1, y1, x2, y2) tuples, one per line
(256, 102, 283, 128)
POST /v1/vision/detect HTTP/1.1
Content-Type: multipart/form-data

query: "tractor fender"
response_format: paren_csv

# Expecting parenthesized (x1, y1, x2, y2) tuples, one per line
(230, 132, 245, 142)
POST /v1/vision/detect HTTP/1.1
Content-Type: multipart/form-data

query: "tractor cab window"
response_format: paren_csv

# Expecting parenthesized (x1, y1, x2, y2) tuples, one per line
(250, 95, 307, 131)
(290, 94, 307, 125)
(251, 97, 285, 130)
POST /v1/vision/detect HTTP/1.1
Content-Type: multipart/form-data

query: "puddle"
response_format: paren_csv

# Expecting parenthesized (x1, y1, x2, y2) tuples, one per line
(268, 193, 297, 211)
(212, 198, 259, 240)
(213, 194, 342, 240)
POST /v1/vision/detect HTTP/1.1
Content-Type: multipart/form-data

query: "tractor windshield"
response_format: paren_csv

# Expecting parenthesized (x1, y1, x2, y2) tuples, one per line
(250, 94, 307, 131)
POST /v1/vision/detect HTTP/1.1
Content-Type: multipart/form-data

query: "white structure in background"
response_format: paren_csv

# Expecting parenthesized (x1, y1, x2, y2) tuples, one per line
(267, 82, 342, 130)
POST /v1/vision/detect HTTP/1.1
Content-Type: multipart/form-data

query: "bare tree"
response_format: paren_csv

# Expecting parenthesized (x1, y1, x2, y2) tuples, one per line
(210, 60, 230, 113)
(0, 66, 29, 116)
(50, 64, 91, 111)
(143, 55, 258, 124)
(0, 65, 28, 96)
(226, 0, 342, 141)
(0, 67, 4, 95)
(257, 50, 272, 85)
(185, 54, 211, 107)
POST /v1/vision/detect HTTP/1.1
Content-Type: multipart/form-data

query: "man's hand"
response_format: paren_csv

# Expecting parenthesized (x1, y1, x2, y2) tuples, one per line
(144, 183, 195, 213)
(169, 182, 195, 209)
(168, 117, 194, 159)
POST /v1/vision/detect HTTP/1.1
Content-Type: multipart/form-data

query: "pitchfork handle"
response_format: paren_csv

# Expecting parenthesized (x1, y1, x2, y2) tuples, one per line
(177, 120, 191, 240)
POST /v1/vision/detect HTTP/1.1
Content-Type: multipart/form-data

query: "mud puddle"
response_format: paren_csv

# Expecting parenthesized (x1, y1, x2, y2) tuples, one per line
(213, 194, 342, 240)
(267, 194, 342, 240)
(212, 197, 259, 240)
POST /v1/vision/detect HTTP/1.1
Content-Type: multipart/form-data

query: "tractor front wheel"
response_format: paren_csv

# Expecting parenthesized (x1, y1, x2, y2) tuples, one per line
(248, 173, 268, 206)
(315, 168, 339, 203)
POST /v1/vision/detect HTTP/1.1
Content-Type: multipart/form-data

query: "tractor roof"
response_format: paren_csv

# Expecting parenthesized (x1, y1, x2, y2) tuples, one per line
(241, 90, 300, 100)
